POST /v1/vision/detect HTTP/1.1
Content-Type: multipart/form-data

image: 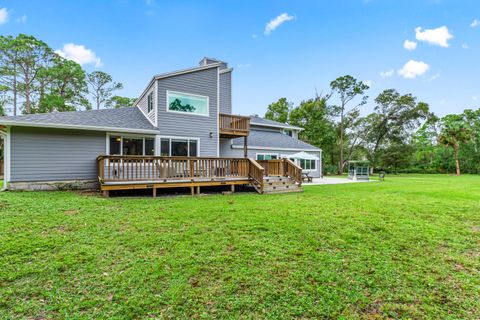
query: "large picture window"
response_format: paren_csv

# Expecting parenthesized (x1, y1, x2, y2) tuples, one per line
(167, 91, 209, 116)
(160, 137, 198, 157)
(108, 135, 155, 156)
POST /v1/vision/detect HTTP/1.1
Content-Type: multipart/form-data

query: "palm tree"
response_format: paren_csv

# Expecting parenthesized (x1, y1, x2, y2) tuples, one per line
(438, 115, 472, 176)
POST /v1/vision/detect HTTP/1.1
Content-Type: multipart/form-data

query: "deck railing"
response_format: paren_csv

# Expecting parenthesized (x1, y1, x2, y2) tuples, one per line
(247, 158, 264, 193)
(257, 158, 302, 186)
(97, 156, 307, 194)
(284, 159, 303, 186)
(97, 155, 255, 183)
(219, 113, 250, 136)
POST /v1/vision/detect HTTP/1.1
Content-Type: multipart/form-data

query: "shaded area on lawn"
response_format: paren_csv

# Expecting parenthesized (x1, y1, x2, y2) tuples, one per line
(0, 175, 479, 319)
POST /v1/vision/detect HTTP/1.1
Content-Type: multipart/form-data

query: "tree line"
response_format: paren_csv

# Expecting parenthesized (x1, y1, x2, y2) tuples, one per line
(0, 34, 136, 116)
(265, 75, 479, 175)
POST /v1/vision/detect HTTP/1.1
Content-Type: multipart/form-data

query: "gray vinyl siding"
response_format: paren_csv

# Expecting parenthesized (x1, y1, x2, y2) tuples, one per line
(136, 83, 156, 125)
(156, 67, 219, 157)
(10, 127, 105, 182)
(219, 138, 322, 178)
(219, 71, 232, 114)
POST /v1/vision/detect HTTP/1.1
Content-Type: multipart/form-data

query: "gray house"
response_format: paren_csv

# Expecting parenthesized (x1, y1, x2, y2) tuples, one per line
(0, 58, 321, 194)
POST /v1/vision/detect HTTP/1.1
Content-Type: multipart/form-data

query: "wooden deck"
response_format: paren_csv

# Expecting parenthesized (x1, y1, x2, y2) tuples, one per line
(218, 113, 250, 138)
(97, 156, 302, 196)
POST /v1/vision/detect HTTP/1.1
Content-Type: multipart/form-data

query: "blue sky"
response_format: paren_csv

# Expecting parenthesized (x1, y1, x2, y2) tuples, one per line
(0, 0, 479, 117)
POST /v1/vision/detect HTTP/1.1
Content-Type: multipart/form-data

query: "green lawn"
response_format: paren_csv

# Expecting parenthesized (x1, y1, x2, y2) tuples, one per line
(1, 175, 479, 319)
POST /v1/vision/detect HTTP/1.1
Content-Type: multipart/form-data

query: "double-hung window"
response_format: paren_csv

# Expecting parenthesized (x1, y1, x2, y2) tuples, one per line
(166, 91, 208, 116)
(160, 137, 198, 157)
(109, 135, 155, 156)
(147, 92, 154, 113)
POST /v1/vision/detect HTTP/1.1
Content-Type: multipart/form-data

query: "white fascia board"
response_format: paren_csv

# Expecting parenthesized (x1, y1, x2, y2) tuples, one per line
(250, 122, 304, 131)
(0, 121, 159, 135)
(231, 145, 322, 152)
(219, 68, 233, 74)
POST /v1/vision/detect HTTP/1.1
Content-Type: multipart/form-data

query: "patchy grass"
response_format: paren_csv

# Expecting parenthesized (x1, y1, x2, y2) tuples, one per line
(0, 175, 479, 319)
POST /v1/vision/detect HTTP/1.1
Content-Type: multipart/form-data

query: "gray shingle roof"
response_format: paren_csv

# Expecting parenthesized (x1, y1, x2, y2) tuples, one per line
(0, 107, 158, 132)
(232, 130, 320, 151)
(249, 116, 303, 130)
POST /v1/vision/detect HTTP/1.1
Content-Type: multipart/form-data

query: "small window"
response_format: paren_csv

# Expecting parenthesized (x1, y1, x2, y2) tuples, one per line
(145, 138, 155, 156)
(147, 92, 154, 113)
(109, 136, 121, 155)
(123, 138, 144, 155)
(283, 129, 293, 137)
(160, 138, 170, 156)
(256, 154, 278, 161)
(189, 140, 198, 157)
(167, 91, 208, 116)
(171, 139, 188, 157)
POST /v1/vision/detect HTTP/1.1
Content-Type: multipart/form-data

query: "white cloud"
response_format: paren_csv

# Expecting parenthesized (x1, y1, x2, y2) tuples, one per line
(264, 13, 295, 35)
(398, 60, 429, 79)
(415, 26, 453, 48)
(364, 80, 372, 87)
(238, 63, 251, 68)
(471, 19, 480, 28)
(462, 43, 469, 49)
(473, 96, 478, 101)
(0, 8, 9, 25)
(55, 43, 103, 67)
(15, 14, 27, 23)
(403, 39, 417, 51)
(380, 69, 394, 79)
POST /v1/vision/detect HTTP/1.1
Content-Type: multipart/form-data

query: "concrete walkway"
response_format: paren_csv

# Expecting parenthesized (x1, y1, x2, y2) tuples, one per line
(304, 177, 374, 185)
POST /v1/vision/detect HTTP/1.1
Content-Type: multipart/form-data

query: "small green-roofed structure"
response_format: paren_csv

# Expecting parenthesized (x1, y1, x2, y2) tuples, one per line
(348, 160, 370, 181)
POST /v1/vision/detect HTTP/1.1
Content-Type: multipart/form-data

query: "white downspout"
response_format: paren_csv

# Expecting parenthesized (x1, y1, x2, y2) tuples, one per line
(1, 126, 10, 191)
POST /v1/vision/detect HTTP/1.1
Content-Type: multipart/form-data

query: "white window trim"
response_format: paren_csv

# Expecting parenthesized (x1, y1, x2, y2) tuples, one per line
(159, 136, 200, 157)
(256, 153, 279, 160)
(166, 90, 209, 117)
(106, 132, 156, 156)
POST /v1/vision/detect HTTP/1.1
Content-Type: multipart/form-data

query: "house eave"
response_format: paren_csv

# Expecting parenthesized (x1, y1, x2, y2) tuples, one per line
(250, 122, 304, 131)
(0, 120, 159, 134)
(231, 145, 321, 152)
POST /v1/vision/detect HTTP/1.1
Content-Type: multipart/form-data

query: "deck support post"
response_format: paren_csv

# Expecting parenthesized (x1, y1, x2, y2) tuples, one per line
(231, 184, 235, 193)
(152, 188, 156, 198)
(190, 186, 194, 196)
(196, 186, 200, 194)
(102, 190, 109, 197)
(243, 136, 248, 158)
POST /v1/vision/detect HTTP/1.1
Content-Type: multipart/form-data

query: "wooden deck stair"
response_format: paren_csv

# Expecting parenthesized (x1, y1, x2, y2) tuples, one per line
(262, 176, 303, 194)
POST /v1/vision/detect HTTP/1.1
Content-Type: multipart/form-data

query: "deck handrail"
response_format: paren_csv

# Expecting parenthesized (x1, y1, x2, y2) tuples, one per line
(247, 158, 264, 193)
(284, 158, 302, 186)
